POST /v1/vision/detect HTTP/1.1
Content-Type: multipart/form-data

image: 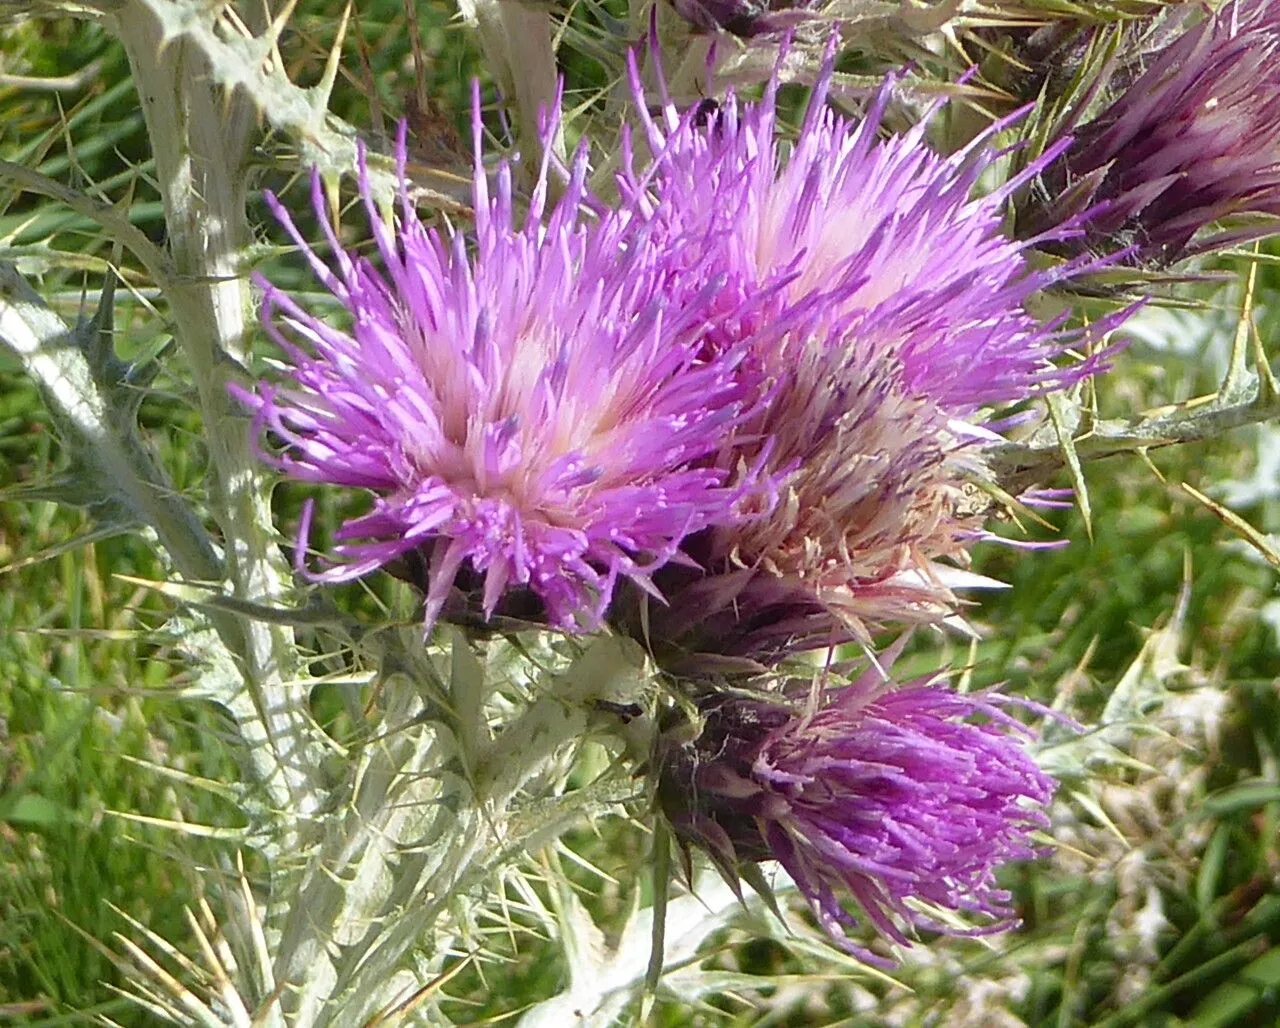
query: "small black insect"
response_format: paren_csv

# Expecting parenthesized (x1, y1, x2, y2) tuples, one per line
(593, 699, 644, 722)
(692, 97, 722, 130)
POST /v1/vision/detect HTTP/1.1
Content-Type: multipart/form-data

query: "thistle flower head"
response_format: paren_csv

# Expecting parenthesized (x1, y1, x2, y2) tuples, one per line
(614, 351, 995, 667)
(658, 670, 1055, 962)
(1028, 0, 1280, 264)
(623, 49, 1105, 413)
(234, 98, 770, 632)
(610, 49, 1116, 662)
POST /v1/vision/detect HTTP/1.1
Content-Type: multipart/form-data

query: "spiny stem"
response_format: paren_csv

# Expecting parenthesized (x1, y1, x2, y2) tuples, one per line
(990, 393, 1280, 492)
(110, 0, 327, 903)
(0, 263, 220, 581)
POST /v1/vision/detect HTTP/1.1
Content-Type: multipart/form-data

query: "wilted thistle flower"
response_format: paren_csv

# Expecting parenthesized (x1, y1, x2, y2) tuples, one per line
(1025, 0, 1280, 265)
(234, 98, 771, 632)
(610, 49, 1122, 665)
(611, 347, 1001, 668)
(656, 668, 1055, 962)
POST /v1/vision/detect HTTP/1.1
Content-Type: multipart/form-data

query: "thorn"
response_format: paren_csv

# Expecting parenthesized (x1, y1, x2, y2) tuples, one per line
(643, 816, 672, 1008)
(153, 25, 180, 62)
(314, 2, 353, 116)
(88, 253, 120, 371)
(362, 953, 478, 1026)
(263, 0, 302, 69)
(1181, 481, 1280, 572)
(1080, 313, 1101, 434)
(969, 475, 1057, 531)
(221, 77, 240, 118)
(1246, 247, 1280, 404)
(739, 861, 788, 927)
(1137, 446, 1166, 484)
(1047, 391, 1092, 542)
(219, 4, 253, 41)
(1220, 250, 1256, 400)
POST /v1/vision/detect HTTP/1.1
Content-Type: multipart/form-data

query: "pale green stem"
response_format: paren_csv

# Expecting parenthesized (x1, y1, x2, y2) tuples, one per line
(990, 392, 1280, 492)
(271, 674, 452, 1025)
(109, 0, 326, 865)
(331, 770, 640, 1027)
(266, 636, 644, 1026)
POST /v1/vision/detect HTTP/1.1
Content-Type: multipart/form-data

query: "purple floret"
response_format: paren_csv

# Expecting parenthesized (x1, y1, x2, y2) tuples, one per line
(607, 45, 1127, 660)
(234, 91, 772, 632)
(1031, 0, 1280, 264)
(621, 45, 1114, 415)
(658, 668, 1054, 962)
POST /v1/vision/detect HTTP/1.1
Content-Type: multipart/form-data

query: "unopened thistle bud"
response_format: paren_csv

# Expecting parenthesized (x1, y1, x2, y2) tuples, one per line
(1024, 0, 1280, 265)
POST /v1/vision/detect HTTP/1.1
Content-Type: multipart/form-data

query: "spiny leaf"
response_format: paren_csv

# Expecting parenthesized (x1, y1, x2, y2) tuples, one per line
(121, 0, 467, 211)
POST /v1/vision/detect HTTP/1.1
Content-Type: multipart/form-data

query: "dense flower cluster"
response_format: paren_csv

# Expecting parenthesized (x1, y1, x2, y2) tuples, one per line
(1025, 0, 1280, 265)
(609, 51, 1121, 665)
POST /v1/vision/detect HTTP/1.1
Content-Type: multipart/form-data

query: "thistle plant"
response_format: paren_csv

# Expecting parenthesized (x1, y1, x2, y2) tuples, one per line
(3, 0, 1280, 1025)
(233, 114, 770, 633)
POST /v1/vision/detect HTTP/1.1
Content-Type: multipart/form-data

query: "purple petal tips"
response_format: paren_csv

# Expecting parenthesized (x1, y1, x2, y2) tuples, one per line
(242, 42, 1133, 648)
(606, 49, 1123, 665)
(622, 50, 1111, 414)
(236, 107, 771, 633)
(658, 672, 1055, 962)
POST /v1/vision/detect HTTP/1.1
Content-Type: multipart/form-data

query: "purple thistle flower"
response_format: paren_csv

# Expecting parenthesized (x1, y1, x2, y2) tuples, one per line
(623, 48, 1109, 414)
(607, 47, 1124, 662)
(657, 669, 1055, 962)
(611, 355, 997, 666)
(1027, 0, 1280, 264)
(233, 97, 772, 632)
